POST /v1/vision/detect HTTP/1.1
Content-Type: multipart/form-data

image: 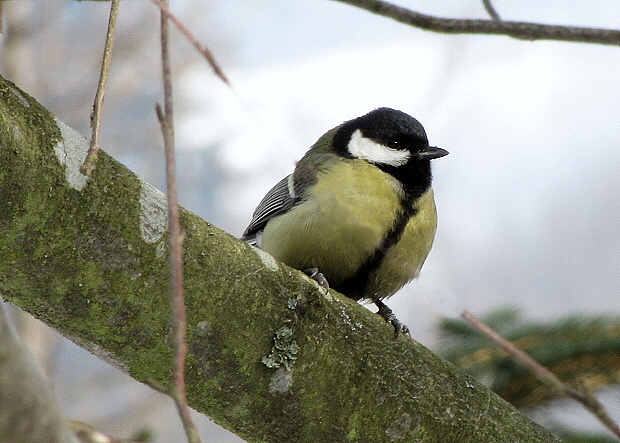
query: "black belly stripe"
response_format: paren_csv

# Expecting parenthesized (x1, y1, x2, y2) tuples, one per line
(336, 196, 418, 301)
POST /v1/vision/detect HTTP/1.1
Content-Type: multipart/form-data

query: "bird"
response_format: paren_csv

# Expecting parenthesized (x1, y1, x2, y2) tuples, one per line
(242, 107, 448, 335)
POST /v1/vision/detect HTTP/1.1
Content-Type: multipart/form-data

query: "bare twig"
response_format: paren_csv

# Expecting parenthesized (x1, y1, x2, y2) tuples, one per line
(81, 0, 119, 176)
(157, 3, 203, 443)
(461, 310, 620, 439)
(334, 0, 620, 46)
(148, 0, 280, 155)
(150, 0, 229, 86)
(481, 0, 501, 21)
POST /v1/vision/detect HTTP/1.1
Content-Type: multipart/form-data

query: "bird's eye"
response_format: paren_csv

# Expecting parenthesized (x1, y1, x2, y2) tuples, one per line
(387, 139, 400, 149)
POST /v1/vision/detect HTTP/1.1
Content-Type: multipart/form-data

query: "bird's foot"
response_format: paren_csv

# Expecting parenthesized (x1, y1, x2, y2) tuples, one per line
(303, 267, 330, 289)
(375, 300, 410, 337)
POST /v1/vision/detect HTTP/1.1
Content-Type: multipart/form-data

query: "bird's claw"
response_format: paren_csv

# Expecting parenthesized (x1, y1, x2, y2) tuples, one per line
(376, 300, 410, 338)
(303, 267, 330, 289)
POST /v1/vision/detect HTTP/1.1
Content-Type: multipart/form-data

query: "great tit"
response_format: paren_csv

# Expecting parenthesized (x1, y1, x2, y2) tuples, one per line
(242, 108, 448, 335)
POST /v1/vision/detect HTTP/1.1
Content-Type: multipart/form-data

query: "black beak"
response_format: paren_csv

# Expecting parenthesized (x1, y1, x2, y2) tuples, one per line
(417, 146, 449, 160)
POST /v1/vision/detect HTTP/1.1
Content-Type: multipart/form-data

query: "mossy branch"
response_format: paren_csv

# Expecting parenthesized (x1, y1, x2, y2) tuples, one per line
(0, 75, 560, 442)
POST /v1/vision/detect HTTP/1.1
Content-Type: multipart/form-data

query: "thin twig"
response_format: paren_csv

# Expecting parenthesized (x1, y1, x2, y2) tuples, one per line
(150, 0, 229, 86)
(157, 3, 203, 443)
(334, 0, 620, 46)
(149, 0, 294, 149)
(461, 310, 620, 439)
(481, 0, 501, 21)
(81, 0, 120, 176)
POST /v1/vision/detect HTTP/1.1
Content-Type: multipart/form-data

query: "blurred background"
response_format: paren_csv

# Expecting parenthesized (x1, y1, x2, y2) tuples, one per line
(1, 0, 619, 441)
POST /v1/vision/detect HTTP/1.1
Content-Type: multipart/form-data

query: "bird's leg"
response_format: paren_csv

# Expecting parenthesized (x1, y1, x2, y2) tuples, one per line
(375, 300, 410, 337)
(303, 267, 330, 289)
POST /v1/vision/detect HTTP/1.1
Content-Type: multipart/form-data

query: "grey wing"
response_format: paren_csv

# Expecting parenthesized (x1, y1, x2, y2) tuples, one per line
(241, 174, 303, 246)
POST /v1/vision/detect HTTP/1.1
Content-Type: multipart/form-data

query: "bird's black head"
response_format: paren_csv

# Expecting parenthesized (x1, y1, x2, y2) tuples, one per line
(333, 107, 448, 194)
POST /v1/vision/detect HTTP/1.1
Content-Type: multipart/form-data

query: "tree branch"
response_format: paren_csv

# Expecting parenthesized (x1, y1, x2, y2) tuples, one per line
(0, 75, 561, 442)
(481, 0, 501, 21)
(333, 0, 620, 45)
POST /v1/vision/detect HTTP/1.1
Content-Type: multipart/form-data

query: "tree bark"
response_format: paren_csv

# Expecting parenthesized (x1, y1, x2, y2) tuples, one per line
(0, 75, 560, 442)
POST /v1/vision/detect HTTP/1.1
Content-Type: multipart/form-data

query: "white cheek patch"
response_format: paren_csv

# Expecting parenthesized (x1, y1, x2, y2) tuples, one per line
(346, 129, 410, 167)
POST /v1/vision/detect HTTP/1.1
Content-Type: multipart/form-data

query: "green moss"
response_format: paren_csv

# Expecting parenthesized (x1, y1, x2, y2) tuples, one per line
(0, 76, 174, 386)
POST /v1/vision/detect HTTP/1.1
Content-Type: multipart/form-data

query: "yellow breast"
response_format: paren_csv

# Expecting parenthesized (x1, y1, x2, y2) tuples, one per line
(261, 159, 437, 299)
(367, 189, 437, 299)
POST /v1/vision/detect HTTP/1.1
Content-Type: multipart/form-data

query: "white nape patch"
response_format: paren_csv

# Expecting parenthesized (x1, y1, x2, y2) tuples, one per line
(254, 247, 279, 271)
(139, 181, 168, 243)
(53, 119, 90, 191)
(347, 129, 410, 166)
